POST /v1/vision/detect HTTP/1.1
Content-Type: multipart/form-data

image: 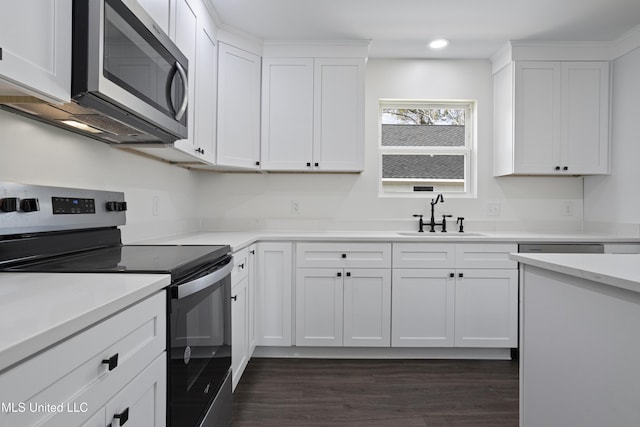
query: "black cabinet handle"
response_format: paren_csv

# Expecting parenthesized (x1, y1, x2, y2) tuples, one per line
(341, 254, 347, 259)
(102, 353, 119, 371)
(231, 295, 238, 301)
(250, 250, 255, 255)
(458, 273, 464, 278)
(555, 166, 561, 171)
(346, 272, 351, 277)
(114, 408, 129, 426)
(563, 166, 568, 171)
(314, 162, 319, 167)
(337, 272, 342, 277)
(238, 263, 245, 269)
(449, 273, 455, 278)
(306, 162, 311, 167)
(255, 161, 260, 166)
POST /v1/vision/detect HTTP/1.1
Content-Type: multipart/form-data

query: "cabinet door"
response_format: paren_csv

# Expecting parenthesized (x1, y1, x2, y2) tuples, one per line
(247, 244, 257, 355)
(343, 269, 391, 347)
(561, 62, 609, 174)
(514, 61, 562, 174)
(192, 15, 218, 163)
(296, 269, 344, 346)
(391, 269, 455, 347)
(231, 275, 248, 390)
(454, 269, 518, 348)
(105, 353, 167, 427)
(313, 58, 365, 171)
(0, 0, 71, 102)
(172, 0, 198, 156)
(255, 242, 293, 346)
(261, 58, 314, 170)
(217, 43, 261, 169)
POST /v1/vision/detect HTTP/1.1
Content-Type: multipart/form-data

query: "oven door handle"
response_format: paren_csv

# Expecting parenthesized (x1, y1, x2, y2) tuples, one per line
(175, 261, 233, 300)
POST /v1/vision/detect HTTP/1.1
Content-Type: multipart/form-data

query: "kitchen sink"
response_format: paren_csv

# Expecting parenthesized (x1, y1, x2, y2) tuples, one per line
(397, 232, 485, 237)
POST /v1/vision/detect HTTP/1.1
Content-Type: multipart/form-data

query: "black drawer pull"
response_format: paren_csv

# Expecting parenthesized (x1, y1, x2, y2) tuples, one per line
(231, 295, 238, 301)
(346, 272, 351, 277)
(341, 253, 347, 259)
(458, 273, 464, 278)
(114, 408, 129, 425)
(449, 273, 454, 278)
(337, 272, 342, 277)
(102, 353, 119, 371)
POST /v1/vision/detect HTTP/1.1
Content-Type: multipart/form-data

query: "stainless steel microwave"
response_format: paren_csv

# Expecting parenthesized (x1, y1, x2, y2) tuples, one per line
(0, 0, 189, 145)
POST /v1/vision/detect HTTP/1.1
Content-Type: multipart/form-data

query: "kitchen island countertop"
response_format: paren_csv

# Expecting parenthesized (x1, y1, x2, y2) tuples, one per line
(0, 272, 170, 372)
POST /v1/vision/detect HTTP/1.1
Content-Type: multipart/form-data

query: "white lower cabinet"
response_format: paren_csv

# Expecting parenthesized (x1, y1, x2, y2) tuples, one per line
(231, 246, 252, 390)
(0, 292, 166, 426)
(255, 242, 293, 346)
(295, 243, 392, 347)
(454, 269, 518, 347)
(392, 269, 455, 347)
(391, 243, 519, 349)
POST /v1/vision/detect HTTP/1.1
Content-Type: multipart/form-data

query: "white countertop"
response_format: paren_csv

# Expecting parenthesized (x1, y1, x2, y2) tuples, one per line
(0, 272, 170, 372)
(511, 253, 640, 294)
(138, 230, 640, 252)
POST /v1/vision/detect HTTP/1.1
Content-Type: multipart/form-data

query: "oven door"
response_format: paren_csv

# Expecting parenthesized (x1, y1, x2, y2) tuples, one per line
(169, 258, 232, 427)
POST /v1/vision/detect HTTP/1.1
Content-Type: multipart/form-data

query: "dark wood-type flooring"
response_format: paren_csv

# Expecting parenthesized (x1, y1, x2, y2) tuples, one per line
(231, 358, 519, 426)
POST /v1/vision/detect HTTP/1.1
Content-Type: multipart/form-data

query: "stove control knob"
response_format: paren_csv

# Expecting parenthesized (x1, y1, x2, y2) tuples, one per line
(20, 198, 40, 212)
(0, 197, 19, 212)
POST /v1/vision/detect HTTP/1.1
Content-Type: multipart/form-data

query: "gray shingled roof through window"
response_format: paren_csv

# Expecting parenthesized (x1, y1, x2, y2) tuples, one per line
(381, 124, 465, 147)
(383, 155, 464, 179)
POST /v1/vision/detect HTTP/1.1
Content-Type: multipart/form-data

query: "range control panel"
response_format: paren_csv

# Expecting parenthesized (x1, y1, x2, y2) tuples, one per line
(0, 182, 126, 235)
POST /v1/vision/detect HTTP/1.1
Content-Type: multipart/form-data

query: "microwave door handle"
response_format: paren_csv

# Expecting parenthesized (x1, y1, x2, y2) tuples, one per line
(174, 62, 188, 120)
(165, 62, 188, 121)
(176, 261, 233, 300)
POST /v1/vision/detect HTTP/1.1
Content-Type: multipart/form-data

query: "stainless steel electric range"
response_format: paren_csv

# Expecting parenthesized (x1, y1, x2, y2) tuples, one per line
(0, 182, 232, 427)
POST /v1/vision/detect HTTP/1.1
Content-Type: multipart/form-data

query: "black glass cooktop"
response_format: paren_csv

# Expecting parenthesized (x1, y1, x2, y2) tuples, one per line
(4, 244, 230, 281)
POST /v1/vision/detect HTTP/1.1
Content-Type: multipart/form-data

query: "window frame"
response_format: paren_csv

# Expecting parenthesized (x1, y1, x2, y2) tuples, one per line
(378, 99, 477, 198)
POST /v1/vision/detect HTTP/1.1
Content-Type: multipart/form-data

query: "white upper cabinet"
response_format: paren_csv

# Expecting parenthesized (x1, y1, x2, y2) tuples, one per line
(0, 0, 71, 103)
(217, 42, 262, 169)
(494, 60, 610, 176)
(261, 58, 314, 170)
(261, 57, 365, 172)
(135, 0, 170, 34)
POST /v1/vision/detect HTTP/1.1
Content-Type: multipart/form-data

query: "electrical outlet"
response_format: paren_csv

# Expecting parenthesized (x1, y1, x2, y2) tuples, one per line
(291, 200, 301, 215)
(486, 201, 501, 217)
(562, 201, 574, 216)
(152, 196, 159, 216)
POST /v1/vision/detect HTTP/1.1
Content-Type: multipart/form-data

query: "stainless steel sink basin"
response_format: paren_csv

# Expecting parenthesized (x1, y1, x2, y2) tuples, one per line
(397, 232, 485, 237)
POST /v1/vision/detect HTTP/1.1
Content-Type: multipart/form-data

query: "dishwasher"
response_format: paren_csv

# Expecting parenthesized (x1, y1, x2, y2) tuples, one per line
(518, 243, 604, 253)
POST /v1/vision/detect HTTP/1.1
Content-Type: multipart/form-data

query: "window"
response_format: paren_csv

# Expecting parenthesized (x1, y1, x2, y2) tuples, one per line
(379, 100, 476, 197)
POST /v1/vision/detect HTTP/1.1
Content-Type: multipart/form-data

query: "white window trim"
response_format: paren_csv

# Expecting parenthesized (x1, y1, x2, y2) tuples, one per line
(378, 99, 478, 199)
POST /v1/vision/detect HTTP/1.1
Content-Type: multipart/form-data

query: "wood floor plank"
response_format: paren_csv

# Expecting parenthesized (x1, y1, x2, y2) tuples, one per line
(232, 358, 518, 427)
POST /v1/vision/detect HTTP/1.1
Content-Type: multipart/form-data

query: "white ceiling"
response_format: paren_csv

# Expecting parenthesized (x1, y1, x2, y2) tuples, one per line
(207, 0, 640, 58)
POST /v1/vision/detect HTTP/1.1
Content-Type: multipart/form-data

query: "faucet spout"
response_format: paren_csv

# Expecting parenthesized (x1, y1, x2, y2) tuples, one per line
(428, 193, 445, 232)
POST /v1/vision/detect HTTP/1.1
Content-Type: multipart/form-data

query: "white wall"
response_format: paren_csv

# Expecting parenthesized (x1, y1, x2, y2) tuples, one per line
(0, 110, 200, 242)
(584, 47, 640, 235)
(196, 58, 584, 232)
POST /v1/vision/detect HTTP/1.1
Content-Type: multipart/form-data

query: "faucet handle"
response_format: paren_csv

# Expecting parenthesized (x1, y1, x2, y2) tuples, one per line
(456, 217, 465, 233)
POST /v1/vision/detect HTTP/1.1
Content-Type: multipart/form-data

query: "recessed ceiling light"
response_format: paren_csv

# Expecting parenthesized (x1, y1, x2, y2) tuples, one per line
(429, 39, 449, 49)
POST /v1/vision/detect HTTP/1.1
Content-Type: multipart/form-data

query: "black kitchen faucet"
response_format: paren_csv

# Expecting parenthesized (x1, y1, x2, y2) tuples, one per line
(413, 193, 452, 232)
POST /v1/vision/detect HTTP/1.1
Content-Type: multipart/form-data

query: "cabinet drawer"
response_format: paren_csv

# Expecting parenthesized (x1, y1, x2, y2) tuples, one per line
(296, 242, 391, 268)
(0, 292, 166, 426)
(456, 244, 518, 269)
(232, 247, 249, 286)
(393, 243, 456, 269)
